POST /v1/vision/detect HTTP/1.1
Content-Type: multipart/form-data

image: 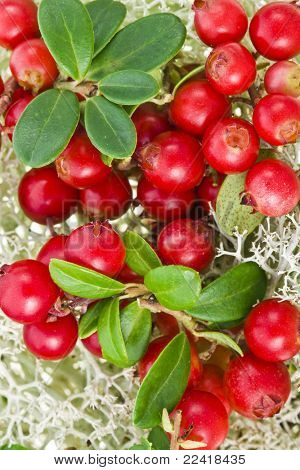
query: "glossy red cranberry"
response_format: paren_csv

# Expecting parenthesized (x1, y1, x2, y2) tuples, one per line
(137, 176, 195, 222)
(154, 313, 180, 337)
(0, 260, 60, 324)
(195, 364, 230, 415)
(245, 299, 300, 362)
(55, 130, 111, 189)
(157, 219, 214, 271)
(138, 335, 202, 388)
(80, 172, 132, 219)
(138, 131, 205, 193)
(172, 390, 229, 450)
(132, 103, 171, 157)
(265, 61, 300, 98)
(253, 94, 300, 146)
(0, 76, 4, 95)
(65, 221, 125, 277)
(224, 352, 291, 419)
(206, 43, 256, 95)
(23, 314, 78, 360)
(10, 38, 58, 93)
(193, 0, 248, 47)
(18, 166, 79, 225)
(197, 173, 225, 213)
(37, 234, 68, 267)
(82, 331, 102, 357)
(203, 118, 260, 174)
(5, 94, 34, 140)
(11, 86, 33, 103)
(118, 264, 143, 284)
(0, 0, 39, 50)
(169, 79, 231, 136)
(244, 159, 300, 217)
(250, 2, 300, 61)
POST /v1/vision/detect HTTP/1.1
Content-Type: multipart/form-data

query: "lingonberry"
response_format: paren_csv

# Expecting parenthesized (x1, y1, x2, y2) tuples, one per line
(10, 38, 59, 93)
(55, 129, 111, 189)
(80, 172, 132, 219)
(138, 131, 205, 193)
(193, 0, 248, 48)
(203, 118, 260, 174)
(118, 263, 143, 284)
(154, 313, 180, 337)
(132, 103, 171, 157)
(253, 94, 300, 146)
(0, 0, 39, 50)
(37, 234, 68, 267)
(0, 260, 60, 324)
(264, 61, 300, 98)
(157, 219, 214, 271)
(137, 176, 195, 222)
(18, 166, 79, 225)
(244, 159, 300, 217)
(65, 221, 125, 277)
(249, 2, 300, 61)
(0, 76, 4, 95)
(244, 299, 300, 362)
(224, 352, 291, 419)
(23, 314, 78, 361)
(169, 79, 231, 136)
(11, 86, 33, 103)
(197, 173, 225, 213)
(172, 390, 229, 450)
(194, 364, 230, 415)
(82, 331, 102, 358)
(205, 43, 257, 96)
(5, 94, 34, 140)
(138, 335, 202, 388)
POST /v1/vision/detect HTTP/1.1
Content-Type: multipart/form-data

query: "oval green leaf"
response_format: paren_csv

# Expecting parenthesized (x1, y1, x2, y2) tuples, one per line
(87, 0, 126, 57)
(129, 439, 152, 450)
(186, 262, 267, 323)
(197, 331, 243, 356)
(38, 0, 94, 80)
(133, 332, 190, 429)
(49, 259, 125, 299)
(79, 301, 102, 339)
(124, 231, 162, 276)
(144, 265, 201, 311)
(89, 13, 186, 80)
(13, 89, 80, 167)
(85, 96, 136, 159)
(148, 427, 170, 450)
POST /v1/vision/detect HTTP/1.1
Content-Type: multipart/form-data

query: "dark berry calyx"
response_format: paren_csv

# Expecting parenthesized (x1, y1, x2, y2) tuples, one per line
(225, 125, 250, 150)
(253, 395, 283, 418)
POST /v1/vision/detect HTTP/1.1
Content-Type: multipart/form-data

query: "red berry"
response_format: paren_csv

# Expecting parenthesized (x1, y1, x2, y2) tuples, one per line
(244, 159, 300, 217)
(157, 218, 214, 271)
(118, 263, 143, 284)
(138, 131, 205, 193)
(194, 364, 231, 415)
(0, 0, 39, 50)
(197, 173, 225, 213)
(18, 166, 79, 225)
(11, 86, 32, 103)
(55, 130, 111, 189)
(253, 94, 300, 146)
(172, 390, 229, 450)
(250, 2, 300, 61)
(224, 352, 291, 419)
(80, 172, 132, 219)
(23, 314, 78, 360)
(244, 299, 300, 362)
(193, 0, 248, 47)
(169, 79, 231, 136)
(5, 94, 34, 140)
(154, 313, 180, 337)
(206, 43, 256, 95)
(137, 176, 195, 222)
(0, 76, 4, 95)
(203, 118, 260, 174)
(264, 61, 300, 98)
(10, 38, 58, 93)
(82, 331, 102, 357)
(0, 260, 60, 324)
(37, 234, 68, 267)
(65, 221, 125, 277)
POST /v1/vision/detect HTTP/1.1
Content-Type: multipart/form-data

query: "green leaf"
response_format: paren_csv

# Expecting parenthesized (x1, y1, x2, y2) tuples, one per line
(216, 173, 264, 237)
(87, 0, 126, 57)
(13, 90, 79, 167)
(89, 13, 186, 80)
(197, 331, 243, 356)
(186, 262, 267, 323)
(79, 301, 102, 339)
(49, 259, 125, 299)
(99, 70, 159, 105)
(129, 438, 152, 450)
(0, 445, 28, 450)
(144, 265, 201, 310)
(124, 231, 162, 276)
(133, 332, 190, 429)
(85, 96, 136, 159)
(148, 427, 170, 450)
(172, 65, 205, 96)
(38, 0, 94, 80)
(101, 154, 114, 167)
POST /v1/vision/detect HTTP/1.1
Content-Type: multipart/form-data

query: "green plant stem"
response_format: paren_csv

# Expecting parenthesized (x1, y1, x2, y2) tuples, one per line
(55, 79, 98, 98)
